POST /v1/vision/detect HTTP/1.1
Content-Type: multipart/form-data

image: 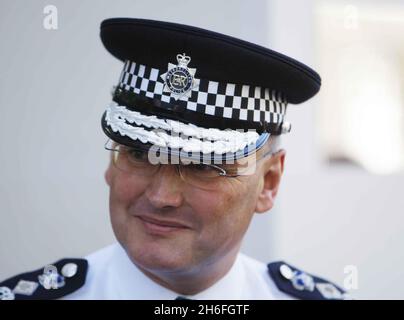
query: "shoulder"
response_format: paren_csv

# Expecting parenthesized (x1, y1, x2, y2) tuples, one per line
(238, 253, 349, 300)
(0, 244, 117, 300)
(267, 260, 350, 300)
(0, 258, 88, 300)
(237, 253, 294, 299)
(62, 243, 119, 299)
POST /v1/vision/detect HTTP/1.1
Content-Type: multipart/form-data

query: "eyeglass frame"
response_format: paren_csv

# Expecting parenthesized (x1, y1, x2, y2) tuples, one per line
(104, 139, 276, 179)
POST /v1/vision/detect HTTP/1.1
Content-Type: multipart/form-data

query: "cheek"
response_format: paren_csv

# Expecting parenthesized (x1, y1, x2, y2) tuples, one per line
(108, 170, 151, 244)
(109, 171, 148, 204)
(216, 180, 255, 216)
(190, 181, 254, 241)
(108, 171, 148, 229)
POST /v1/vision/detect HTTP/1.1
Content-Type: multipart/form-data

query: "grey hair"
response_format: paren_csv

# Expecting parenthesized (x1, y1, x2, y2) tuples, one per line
(265, 135, 282, 154)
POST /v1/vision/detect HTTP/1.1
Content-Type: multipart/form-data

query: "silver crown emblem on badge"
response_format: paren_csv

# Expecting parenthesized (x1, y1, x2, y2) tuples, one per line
(176, 53, 191, 66)
(161, 53, 199, 100)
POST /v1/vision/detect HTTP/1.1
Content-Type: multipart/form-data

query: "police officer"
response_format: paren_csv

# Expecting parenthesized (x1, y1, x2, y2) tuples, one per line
(0, 18, 348, 300)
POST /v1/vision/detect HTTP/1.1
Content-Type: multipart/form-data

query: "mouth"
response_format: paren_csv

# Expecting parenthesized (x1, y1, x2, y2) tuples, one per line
(135, 215, 191, 235)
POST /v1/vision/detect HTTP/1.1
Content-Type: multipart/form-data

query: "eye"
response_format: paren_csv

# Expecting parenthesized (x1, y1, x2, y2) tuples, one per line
(189, 164, 217, 172)
(184, 163, 226, 178)
(126, 149, 149, 162)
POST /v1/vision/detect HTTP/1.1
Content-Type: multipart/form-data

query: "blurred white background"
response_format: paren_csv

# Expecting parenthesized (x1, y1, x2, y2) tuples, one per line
(0, 0, 403, 299)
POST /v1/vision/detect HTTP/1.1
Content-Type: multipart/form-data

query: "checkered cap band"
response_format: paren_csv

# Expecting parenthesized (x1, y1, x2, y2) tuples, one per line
(117, 60, 288, 125)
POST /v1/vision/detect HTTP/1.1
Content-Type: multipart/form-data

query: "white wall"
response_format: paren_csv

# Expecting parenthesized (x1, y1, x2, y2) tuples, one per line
(269, 0, 404, 299)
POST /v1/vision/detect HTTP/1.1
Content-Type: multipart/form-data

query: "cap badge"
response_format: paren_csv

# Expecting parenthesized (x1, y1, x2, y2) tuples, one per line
(161, 53, 199, 100)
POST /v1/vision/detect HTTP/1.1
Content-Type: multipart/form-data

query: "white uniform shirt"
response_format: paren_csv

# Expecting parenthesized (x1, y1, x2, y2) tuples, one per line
(63, 243, 292, 300)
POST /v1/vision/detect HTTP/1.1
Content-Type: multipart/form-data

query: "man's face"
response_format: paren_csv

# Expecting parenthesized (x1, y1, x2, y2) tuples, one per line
(105, 144, 284, 274)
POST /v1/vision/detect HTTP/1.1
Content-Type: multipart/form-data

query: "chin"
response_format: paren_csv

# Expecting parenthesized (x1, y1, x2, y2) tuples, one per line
(124, 239, 195, 273)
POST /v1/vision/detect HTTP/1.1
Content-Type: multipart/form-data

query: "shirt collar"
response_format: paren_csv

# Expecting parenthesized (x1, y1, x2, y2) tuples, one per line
(109, 243, 247, 299)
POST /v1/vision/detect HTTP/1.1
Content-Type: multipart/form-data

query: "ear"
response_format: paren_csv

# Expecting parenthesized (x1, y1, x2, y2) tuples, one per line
(105, 163, 113, 187)
(254, 150, 286, 213)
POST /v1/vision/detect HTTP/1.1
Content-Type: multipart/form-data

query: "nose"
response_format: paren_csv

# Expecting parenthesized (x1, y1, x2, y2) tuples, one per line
(145, 165, 185, 209)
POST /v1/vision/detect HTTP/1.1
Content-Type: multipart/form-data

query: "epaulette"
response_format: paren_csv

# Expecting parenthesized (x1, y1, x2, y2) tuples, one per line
(268, 261, 351, 300)
(0, 258, 88, 300)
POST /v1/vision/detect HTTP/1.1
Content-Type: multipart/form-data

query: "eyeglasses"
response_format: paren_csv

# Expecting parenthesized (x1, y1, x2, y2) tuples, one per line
(104, 140, 274, 190)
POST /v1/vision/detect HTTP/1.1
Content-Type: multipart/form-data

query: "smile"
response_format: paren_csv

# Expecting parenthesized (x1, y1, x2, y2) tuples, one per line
(135, 215, 190, 234)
